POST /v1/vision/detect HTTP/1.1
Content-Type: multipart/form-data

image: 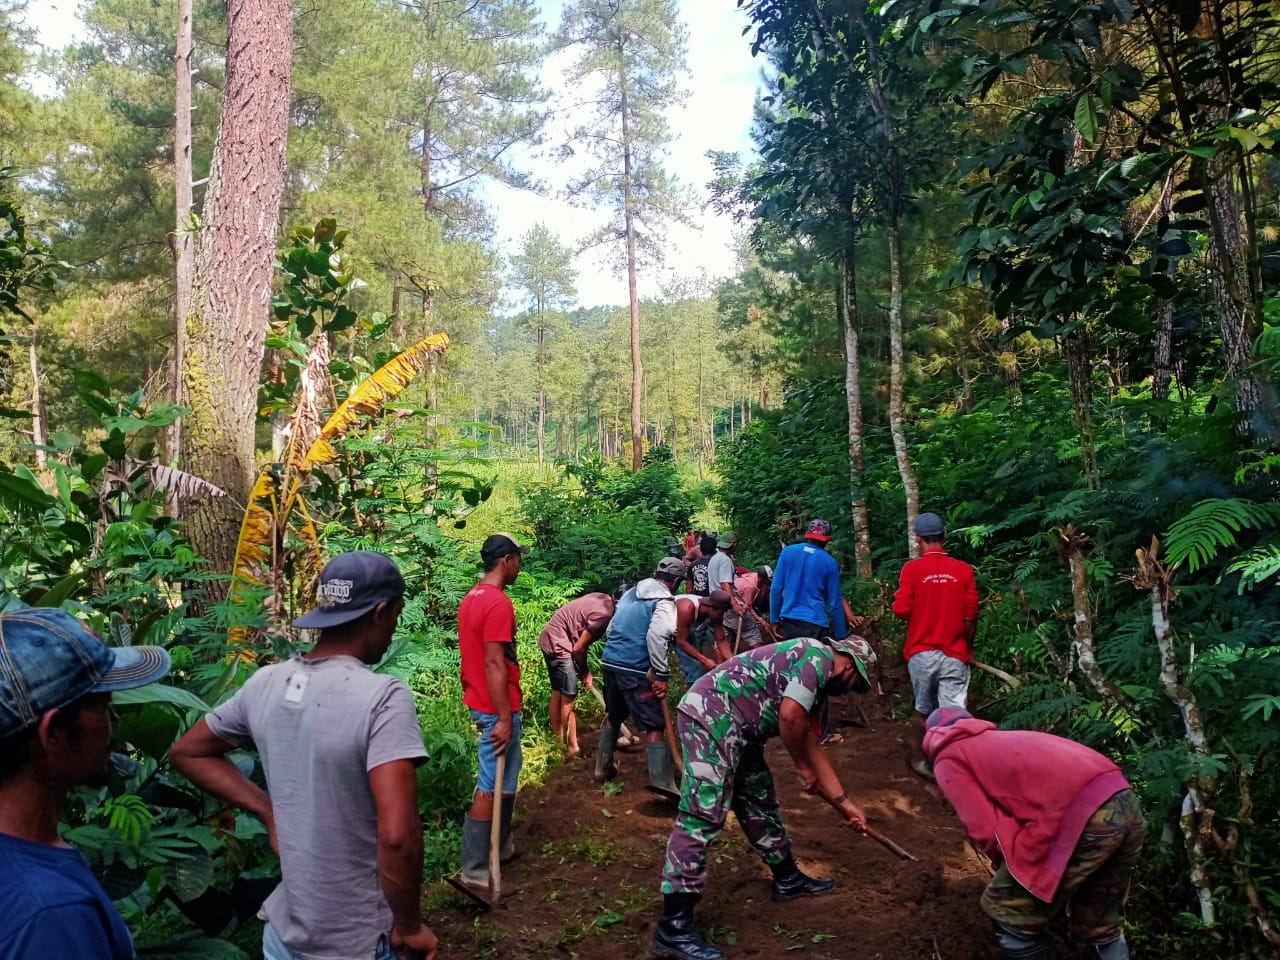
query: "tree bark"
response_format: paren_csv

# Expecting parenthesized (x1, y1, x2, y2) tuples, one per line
(1063, 326, 1099, 490)
(29, 329, 47, 472)
(886, 220, 920, 559)
(170, 0, 194, 464)
(620, 78, 643, 472)
(1205, 164, 1262, 418)
(182, 0, 293, 582)
(841, 246, 872, 580)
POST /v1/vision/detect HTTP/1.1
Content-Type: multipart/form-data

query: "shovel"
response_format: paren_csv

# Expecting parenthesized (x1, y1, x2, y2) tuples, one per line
(444, 751, 506, 910)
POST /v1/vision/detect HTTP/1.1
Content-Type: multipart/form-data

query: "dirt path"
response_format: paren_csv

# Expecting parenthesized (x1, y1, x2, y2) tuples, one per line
(426, 700, 1004, 960)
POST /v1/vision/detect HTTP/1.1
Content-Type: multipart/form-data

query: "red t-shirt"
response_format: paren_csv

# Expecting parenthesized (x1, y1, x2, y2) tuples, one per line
(459, 583, 521, 714)
(892, 547, 979, 663)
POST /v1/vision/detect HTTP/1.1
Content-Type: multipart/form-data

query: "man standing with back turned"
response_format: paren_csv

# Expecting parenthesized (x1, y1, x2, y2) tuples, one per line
(770, 518, 847, 644)
(172, 551, 437, 960)
(893, 511, 979, 780)
(1, 608, 172, 960)
(457, 532, 529, 897)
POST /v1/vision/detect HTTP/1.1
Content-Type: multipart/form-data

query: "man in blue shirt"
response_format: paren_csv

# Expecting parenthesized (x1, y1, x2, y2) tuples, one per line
(0, 608, 172, 960)
(770, 518, 848, 643)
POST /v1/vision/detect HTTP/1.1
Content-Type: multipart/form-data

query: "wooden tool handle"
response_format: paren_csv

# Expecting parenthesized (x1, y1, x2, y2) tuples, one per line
(660, 696, 684, 780)
(864, 824, 917, 862)
(489, 751, 505, 905)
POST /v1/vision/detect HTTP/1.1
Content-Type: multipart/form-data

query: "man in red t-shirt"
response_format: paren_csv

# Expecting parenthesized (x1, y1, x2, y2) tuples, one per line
(457, 532, 528, 896)
(893, 512, 979, 781)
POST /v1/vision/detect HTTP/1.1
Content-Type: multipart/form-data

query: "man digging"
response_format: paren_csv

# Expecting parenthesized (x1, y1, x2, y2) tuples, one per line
(596, 557, 687, 798)
(650, 635, 875, 960)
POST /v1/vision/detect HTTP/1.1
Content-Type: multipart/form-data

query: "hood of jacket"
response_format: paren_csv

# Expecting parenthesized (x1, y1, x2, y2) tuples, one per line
(634, 577, 674, 601)
(922, 715, 996, 761)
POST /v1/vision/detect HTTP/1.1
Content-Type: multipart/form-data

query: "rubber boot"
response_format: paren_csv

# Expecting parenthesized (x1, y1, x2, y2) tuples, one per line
(770, 857, 835, 902)
(1095, 935, 1130, 960)
(650, 892, 723, 960)
(594, 724, 619, 782)
(459, 815, 492, 891)
(499, 794, 517, 863)
(994, 924, 1051, 960)
(646, 741, 680, 801)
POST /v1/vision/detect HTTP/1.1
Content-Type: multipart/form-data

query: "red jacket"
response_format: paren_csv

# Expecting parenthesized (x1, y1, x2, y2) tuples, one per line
(892, 547, 979, 662)
(923, 717, 1132, 901)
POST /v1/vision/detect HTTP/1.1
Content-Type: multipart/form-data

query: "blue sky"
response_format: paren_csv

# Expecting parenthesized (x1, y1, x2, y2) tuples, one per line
(23, 0, 765, 307)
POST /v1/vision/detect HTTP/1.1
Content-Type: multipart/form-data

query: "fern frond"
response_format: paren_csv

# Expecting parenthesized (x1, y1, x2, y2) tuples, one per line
(1163, 498, 1280, 573)
(1226, 544, 1280, 594)
(147, 463, 229, 504)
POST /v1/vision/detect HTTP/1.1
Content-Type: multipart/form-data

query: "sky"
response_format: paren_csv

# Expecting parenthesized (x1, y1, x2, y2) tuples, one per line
(22, 0, 766, 310)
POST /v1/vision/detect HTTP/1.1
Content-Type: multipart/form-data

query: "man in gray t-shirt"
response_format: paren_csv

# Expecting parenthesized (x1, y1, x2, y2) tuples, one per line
(172, 552, 437, 960)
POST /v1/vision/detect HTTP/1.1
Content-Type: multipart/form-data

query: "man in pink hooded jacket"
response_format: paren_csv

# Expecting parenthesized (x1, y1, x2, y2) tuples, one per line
(923, 707, 1144, 960)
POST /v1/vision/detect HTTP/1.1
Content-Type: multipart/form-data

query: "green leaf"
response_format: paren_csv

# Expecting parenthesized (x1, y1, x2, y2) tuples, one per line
(34, 569, 91, 607)
(161, 849, 215, 902)
(0, 471, 56, 512)
(1073, 94, 1099, 143)
(113, 683, 212, 714)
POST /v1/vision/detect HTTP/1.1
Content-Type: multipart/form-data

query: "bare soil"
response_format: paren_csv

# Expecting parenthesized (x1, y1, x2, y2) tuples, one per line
(425, 695, 1027, 960)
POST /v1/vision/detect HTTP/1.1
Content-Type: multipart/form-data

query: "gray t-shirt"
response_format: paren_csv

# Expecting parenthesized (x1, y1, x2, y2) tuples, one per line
(207, 655, 427, 960)
(707, 551, 736, 592)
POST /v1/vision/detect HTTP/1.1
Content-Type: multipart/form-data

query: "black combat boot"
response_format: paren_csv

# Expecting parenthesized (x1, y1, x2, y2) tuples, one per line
(650, 892, 723, 960)
(498, 794, 517, 863)
(770, 857, 835, 902)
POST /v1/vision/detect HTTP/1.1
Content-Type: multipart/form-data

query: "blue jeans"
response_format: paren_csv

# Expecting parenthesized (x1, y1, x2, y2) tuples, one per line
(263, 923, 393, 960)
(470, 708, 522, 794)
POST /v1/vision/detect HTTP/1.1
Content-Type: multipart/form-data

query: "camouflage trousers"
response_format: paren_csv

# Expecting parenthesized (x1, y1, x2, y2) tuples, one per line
(660, 712, 791, 895)
(983, 789, 1145, 945)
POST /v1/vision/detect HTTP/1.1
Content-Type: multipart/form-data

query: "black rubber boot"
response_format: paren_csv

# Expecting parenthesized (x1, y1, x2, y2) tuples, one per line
(594, 724, 619, 782)
(770, 857, 835, 902)
(499, 794, 517, 863)
(994, 923, 1051, 960)
(459, 815, 491, 890)
(646, 741, 681, 800)
(650, 892, 723, 960)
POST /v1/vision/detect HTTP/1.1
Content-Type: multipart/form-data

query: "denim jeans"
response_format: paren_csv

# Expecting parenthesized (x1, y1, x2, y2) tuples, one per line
(263, 923, 393, 960)
(470, 708, 522, 794)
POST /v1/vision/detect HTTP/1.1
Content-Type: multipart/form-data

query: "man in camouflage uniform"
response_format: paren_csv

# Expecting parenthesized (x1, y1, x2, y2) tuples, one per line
(650, 636, 875, 960)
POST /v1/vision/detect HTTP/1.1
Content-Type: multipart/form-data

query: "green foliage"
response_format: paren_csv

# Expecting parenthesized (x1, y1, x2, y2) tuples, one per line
(1163, 498, 1280, 575)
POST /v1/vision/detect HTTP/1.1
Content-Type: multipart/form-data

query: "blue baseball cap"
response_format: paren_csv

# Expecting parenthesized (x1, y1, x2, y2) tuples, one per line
(915, 513, 946, 537)
(0, 608, 172, 738)
(293, 551, 406, 629)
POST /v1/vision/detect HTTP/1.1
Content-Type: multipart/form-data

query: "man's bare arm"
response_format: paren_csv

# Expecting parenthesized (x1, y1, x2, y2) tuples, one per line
(171, 719, 276, 850)
(370, 759, 438, 958)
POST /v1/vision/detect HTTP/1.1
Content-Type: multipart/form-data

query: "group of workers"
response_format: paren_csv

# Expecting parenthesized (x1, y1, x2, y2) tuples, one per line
(0, 513, 1143, 960)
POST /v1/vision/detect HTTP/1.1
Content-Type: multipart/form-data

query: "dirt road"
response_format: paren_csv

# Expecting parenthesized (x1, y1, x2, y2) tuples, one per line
(427, 701, 1022, 960)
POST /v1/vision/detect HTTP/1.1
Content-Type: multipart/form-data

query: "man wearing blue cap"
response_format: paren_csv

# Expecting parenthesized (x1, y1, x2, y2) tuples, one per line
(172, 551, 437, 960)
(893, 512, 979, 780)
(0, 607, 172, 959)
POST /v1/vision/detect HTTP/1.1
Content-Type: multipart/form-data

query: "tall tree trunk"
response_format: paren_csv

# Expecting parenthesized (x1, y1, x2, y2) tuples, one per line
(619, 81, 643, 472)
(1151, 172, 1176, 405)
(841, 246, 872, 579)
(1205, 164, 1262, 418)
(537, 321, 545, 466)
(886, 219, 920, 558)
(29, 329, 47, 472)
(1064, 326, 1100, 490)
(170, 0, 194, 464)
(182, 0, 293, 582)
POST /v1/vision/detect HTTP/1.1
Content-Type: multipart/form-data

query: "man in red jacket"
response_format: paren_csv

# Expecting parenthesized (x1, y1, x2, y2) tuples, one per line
(924, 707, 1143, 960)
(892, 511, 979, 779)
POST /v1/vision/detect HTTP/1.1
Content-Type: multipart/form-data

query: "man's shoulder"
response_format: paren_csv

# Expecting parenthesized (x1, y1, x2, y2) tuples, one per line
(0, 839, 99, 921)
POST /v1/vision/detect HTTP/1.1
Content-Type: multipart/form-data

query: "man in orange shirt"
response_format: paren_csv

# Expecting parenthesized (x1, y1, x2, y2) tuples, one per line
(457, 532, 529, 895)
(893, 512, 979, 781)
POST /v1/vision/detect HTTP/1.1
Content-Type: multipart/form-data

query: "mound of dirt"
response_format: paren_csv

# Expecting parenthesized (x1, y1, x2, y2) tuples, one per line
(426, 702, 1008, 960)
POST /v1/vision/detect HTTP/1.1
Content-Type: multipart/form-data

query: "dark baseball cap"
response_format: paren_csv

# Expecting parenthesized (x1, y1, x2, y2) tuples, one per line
(480, 532, 530, 566)
(805, 518, 832, 541)
(293, 551, 406, 629)
(0, 608, 172, 738)
(915, 513, 946, 538)
(703, 589, 732, 610)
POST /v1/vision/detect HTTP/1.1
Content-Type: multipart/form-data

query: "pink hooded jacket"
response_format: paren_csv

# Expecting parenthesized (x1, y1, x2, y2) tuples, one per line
(923, 717, 1131, 901)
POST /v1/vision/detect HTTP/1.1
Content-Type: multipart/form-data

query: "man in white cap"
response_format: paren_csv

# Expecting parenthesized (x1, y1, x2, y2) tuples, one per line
(172, 551, 437, 960)
(893, 512, 979, 780)
(0, 608, 171, 959)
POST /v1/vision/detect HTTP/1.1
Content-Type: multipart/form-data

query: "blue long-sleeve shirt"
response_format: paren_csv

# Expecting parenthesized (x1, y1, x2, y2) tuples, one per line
(770, 541, 846, 637)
